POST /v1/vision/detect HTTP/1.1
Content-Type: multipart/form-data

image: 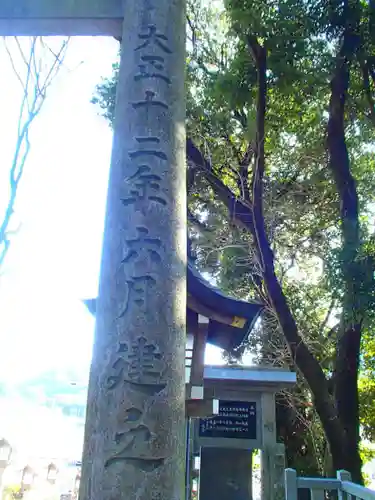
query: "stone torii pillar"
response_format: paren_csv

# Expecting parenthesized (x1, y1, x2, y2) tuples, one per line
(0, 2, 187, 500)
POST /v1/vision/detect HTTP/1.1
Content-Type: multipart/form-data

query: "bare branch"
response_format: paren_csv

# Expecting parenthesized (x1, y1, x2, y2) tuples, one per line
(0, 36, 69, 270)
(319, 298, 336, 337)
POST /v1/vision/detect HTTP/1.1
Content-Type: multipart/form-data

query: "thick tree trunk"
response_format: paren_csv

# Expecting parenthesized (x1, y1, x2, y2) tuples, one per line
(247, 32, 367, 484)
(79, 1, 187, 499)
(246, 34, 350, 478)
(327, 20, 363, 483)
(324, 0, 373, 481)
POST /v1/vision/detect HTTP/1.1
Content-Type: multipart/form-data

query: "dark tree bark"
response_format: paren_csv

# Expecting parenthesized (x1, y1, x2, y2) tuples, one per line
(326, 0, 367, 482)
(245, 34, 352, 481)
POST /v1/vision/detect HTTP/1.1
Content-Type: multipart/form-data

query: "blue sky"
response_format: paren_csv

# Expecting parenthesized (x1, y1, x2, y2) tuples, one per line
(0, 37, 117, 383)
(0, 36, 229, 387)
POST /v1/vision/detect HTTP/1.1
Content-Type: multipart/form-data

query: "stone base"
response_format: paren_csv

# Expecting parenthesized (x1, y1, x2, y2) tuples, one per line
(199, 448, 253, 500)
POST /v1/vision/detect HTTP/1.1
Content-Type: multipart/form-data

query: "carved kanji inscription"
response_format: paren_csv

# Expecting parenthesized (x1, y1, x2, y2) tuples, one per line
(121, 165, 167, 212)
(136, 25, 172, 54)
(106, 406, 166, 471)
(134, 56, 171, 84)
(122, 227, 162, 265)
(129, 136, 168, 160)
(117, 274, 156, 319)
(107, 336, 166, 391)
(132, 90, 168, 111)
(121, 137, 168, 213)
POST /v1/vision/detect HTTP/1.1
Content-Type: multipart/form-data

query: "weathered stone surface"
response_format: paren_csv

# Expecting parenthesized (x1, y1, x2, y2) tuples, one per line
(0, 0, 122, 17)
(0, 0, 123, 35)
(200, 448, 253, 500)
(78, 0, 187, 499)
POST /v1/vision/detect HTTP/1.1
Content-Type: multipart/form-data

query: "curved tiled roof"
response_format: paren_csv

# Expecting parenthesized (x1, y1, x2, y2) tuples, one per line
(84, 242, 263, 352)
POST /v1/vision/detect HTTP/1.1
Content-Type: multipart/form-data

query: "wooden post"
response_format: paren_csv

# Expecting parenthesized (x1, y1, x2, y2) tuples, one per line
(189, 316, 208, 400)
(261, 392, 277, 500)
(78, 1, 187, 500)
(273, 443, 286, 500)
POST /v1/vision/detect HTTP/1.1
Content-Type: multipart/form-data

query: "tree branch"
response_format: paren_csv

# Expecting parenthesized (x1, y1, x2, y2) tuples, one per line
(186, 138, 254, 231)
(319, 298, 336, 338)
(0, 37, 69, 270)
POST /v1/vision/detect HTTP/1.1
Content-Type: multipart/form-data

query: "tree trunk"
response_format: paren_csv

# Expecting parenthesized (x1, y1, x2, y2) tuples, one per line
(79, 1, 187, 499)
(247, 32, 365, 483)
(326, 7, 364, 482)
(247, 34, 351, 479)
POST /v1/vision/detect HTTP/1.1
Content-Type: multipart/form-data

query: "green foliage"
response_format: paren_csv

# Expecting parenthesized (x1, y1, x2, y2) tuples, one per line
(359, 329, 375, 441)
(2, 484, 23, 500)
(91, 61, 119, 126)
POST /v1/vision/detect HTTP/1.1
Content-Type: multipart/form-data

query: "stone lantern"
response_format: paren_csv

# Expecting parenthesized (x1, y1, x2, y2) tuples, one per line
(21, 465, 34, 493)
(73, 472, 80, 499)
(46, 463, 58, 484)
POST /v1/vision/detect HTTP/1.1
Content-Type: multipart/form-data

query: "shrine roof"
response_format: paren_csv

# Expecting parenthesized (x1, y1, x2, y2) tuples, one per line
(186, 241, 263, 350)
(187, 258, 262, 321)
(84, 249, 263, 351)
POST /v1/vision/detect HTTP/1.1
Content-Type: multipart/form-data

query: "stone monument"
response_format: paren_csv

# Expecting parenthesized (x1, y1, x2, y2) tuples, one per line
(191, 366, 296, 500)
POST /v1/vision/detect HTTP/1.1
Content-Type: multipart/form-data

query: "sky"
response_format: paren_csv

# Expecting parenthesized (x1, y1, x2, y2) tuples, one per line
(0, 36, 230, 387)
(0, 36, 118, 383)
